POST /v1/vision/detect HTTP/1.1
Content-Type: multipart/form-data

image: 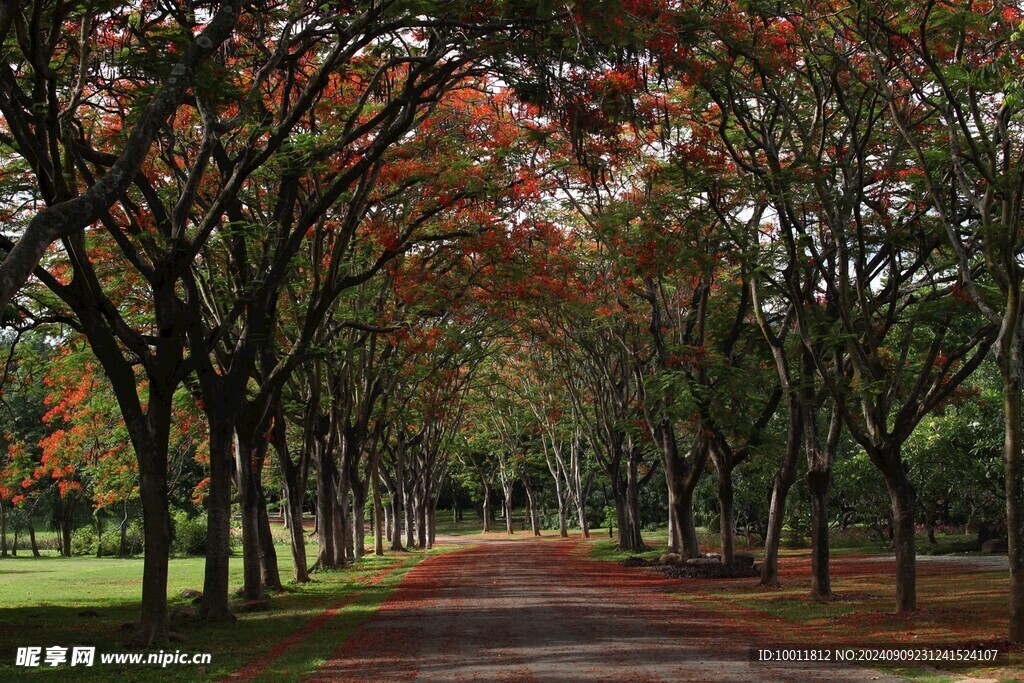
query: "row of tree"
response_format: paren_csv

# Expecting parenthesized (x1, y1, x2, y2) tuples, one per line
(0, 0, 1022, 647)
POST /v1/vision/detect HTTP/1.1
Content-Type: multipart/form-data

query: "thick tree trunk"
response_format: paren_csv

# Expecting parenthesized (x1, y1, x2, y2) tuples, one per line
(202, 416, 234, 621)
(807, 467, 832, 599)
(1, 501, 7, 557)
(29, 521, 39, 557)
(622, 458, 645, 551)
(281, 462, 309, 583)
(285, 485, 308, 582)
(235, 432, 264, 600)
(138, 447, 171, 646)
(315, 444, 338, 569)
(676, 486, 700, 559)
(257, 487, 282, 591)
(882, 453, 916, 612)
(1001, 352, 1024, 642)
(276, 420, 309, 583)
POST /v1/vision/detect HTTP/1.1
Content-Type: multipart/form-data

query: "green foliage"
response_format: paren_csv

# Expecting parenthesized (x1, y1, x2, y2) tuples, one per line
(170, 509, 209, 556)
(71, 519, 144, 557)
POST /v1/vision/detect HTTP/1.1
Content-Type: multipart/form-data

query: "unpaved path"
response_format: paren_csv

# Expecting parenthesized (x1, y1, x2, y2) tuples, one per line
(312, 538, 903, 682)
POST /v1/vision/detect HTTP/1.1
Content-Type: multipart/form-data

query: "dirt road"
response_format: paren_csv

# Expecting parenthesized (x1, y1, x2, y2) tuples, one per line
(312, 538, 902, 682)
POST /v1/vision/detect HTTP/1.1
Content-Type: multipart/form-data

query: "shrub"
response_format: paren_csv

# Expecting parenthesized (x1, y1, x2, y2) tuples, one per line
(171, 509, 208, 556)
(71, 519, 144, 556)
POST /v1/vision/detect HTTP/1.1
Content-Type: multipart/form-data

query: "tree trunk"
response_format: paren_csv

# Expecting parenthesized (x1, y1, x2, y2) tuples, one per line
(760, 402, 801, 587)
(390, 486, 404, 551)
(280, 459, 309, 583)
(1, 501, 7, 557)
(522, 474, 540, 537)
(350, 469, 367, 559)
(315, 442, 338, 569)
(235, 431, 264, 600)
(352, 500, 366, 559)
(138, 443, 171, 646)
(96, 512, 103, 558)
(1001, 352, 1024, 642)
(29, 521, 39, 557)
(416, 493, 428, 549)
(257, 486, 282, 591)
(334, 468, 350, 566)
(482, 484, 492, 533)
(577, 495, 589, 538)
(119, 502, 129, 558)
(404, 479, 416, 549)
(716, 463, 735, 566)
(807, 467, 832, 599)
(622, 458, 645, 552)
(275, 417, 309, 583)
(60, 498, 74, 557)
(501, 475, 515, 536)
(202, 416, 234, 621)
(372, 454, 384, 557)
(676, 486, 700, 559)
(882, 453, 916, 612)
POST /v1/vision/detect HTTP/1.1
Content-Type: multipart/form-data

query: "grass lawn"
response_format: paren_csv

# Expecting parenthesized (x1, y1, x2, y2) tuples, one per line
(0, 543, 446, 681)
(585, 535, 1023, 681)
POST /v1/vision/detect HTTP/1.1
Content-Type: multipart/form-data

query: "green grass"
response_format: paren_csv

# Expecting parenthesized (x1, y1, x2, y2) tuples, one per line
(0, 542, 443, 680)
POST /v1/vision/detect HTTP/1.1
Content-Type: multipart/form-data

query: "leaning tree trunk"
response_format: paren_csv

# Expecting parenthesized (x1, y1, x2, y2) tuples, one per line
(522, 475, 540, 537)
(576, 493, 589, 538)
(280, 458, 309, 582)
(275, 420, 309, 583)
(257, 485, 282, 592)
(760, 402, 801, 587)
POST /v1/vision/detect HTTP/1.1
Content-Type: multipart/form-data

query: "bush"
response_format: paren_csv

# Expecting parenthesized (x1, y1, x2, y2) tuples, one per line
(72, 520, 143, 556)
(171, 510, 208, 556)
